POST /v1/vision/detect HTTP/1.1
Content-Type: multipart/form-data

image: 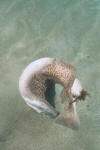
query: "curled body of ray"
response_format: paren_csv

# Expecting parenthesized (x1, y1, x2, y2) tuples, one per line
(19, 57, 88, 129)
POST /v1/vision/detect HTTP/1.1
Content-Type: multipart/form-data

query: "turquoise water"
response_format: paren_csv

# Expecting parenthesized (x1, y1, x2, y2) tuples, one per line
(0, 0, 100, 149)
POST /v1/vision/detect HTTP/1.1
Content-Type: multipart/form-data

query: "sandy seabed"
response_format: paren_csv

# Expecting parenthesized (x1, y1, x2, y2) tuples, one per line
(0, 0, 100, 150)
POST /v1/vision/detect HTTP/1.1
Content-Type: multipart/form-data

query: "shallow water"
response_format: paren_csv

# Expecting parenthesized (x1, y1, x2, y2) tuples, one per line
(0, 0, 100, 149)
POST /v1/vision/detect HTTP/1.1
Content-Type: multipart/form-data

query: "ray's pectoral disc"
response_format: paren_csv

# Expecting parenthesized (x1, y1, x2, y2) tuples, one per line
(19, 57, 88, 127)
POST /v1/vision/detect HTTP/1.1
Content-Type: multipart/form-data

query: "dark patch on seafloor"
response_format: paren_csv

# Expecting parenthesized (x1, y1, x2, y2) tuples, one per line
(0, 135, 7, 142)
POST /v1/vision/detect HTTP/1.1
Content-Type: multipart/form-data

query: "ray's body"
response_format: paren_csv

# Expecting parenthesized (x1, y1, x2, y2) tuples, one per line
(19, 57, 87, 129)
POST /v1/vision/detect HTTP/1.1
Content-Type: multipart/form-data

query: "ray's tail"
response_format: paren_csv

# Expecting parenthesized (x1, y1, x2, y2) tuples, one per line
(56, 102, 80, 130)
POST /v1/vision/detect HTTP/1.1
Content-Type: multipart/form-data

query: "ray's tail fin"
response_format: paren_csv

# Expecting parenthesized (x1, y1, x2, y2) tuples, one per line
(56, 102, 80, 130)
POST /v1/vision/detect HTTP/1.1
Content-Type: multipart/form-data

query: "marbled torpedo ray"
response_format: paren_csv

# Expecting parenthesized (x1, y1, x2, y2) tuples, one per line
(19, 57, 88, 129)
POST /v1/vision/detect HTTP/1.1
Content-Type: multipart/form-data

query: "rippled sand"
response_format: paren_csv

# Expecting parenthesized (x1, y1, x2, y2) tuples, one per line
(0, 0, 100, 150)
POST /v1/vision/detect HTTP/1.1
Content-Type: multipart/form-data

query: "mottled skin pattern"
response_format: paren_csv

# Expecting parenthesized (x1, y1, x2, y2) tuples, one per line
(30, 60, 77, 110)
(30, 75, 47, 99)
(44, 61, 76, 88)
(43, 60, 77, 108)
(30, 74, 57, 114)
